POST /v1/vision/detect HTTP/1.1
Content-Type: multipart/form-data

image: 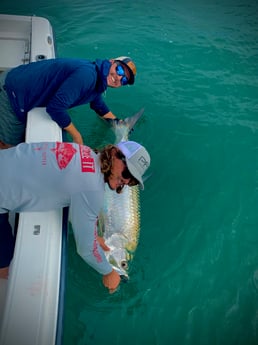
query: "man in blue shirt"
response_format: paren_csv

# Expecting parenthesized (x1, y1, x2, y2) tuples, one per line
(0, 56, 136, 145)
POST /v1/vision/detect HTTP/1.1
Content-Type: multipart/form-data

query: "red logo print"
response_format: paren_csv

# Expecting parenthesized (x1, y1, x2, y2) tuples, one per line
(51, 142, 77, 169)
(79, 145, 95, 173)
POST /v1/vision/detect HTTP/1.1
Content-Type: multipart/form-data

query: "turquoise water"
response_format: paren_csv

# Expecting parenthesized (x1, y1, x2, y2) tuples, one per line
(1, 1, 258, 344)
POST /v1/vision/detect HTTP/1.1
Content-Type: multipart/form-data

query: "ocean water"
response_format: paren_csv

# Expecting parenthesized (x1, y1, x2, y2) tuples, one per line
(1, 1, 258, 344)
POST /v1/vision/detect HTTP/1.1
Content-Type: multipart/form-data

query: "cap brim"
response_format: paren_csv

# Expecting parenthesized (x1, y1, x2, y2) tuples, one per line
(125, 158, 144, 190)
(116, 61, 134, 85)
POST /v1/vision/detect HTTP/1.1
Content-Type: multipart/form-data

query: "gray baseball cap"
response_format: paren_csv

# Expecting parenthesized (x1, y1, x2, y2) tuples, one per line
(116, 141, 150, 190)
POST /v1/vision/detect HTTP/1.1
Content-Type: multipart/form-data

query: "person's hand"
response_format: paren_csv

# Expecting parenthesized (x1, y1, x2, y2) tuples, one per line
(0, 267, 9, 279)
(97, 236, 110, 251)
(104, 118, 122, 126)
(0, 140, 12, 149)
(103, 269, 121, 293)
(104, 118, 134, 134)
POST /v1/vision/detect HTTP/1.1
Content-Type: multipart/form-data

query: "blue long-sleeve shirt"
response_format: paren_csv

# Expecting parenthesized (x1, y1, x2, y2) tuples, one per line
(4, 58, 111, 128)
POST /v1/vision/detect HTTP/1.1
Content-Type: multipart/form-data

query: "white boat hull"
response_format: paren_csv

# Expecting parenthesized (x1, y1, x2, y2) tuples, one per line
(0, 14, 66, 345)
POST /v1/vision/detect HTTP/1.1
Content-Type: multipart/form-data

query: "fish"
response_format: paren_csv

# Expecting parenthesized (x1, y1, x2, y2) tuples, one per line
(98, 109, 144, 279)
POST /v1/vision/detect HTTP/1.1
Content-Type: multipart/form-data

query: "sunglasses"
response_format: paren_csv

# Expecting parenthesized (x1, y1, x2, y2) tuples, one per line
(116, 64, 129, 86)
(116, 151, 139, 186)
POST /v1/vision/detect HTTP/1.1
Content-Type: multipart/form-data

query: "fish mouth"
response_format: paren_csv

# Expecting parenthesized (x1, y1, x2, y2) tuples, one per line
(120, 275, 129, 283)
(113, 266, 129, 280)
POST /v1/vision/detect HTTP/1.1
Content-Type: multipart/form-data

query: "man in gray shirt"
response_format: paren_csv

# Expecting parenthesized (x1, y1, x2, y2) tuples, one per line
(0, 140, 150, 292)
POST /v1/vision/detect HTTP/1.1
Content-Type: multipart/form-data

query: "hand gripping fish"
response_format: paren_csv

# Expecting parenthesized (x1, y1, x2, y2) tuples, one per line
(98, 109, 144, 280)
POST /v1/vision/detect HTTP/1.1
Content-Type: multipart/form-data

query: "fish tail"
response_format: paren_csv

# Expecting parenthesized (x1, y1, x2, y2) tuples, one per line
(123, 108, 144, 133)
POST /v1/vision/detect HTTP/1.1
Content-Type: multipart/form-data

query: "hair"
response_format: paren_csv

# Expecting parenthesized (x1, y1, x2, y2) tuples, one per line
(95, 145, 123, 194)
(97, 144, 114, 176)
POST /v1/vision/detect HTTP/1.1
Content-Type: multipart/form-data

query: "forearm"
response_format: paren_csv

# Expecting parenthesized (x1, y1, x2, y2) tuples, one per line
(64, 122, 83, 144)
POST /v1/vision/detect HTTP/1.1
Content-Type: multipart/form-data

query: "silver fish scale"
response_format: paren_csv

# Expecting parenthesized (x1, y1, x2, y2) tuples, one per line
(98, 184, 140, 276)
(102, 185, 140, 249)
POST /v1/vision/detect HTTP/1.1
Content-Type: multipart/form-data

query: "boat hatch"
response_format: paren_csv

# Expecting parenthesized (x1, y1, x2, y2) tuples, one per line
(0, 17, 31, 70)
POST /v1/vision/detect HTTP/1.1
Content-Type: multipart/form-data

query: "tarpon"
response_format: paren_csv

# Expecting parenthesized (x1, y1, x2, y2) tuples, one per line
(98, 109, 144, 279)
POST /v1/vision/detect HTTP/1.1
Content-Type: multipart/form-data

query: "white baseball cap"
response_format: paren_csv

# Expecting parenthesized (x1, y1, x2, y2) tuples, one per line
(116, 141, 150, 190)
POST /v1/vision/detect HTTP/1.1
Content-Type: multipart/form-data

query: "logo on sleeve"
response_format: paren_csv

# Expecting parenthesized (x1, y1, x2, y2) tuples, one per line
(79, 145, 95, 172)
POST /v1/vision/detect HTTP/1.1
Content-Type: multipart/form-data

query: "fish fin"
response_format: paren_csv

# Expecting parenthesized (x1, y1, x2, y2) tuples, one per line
(103, 118, 120, 128)
(103, 108, 145, 143)
(123, 108, 145, 134)
(102, 108, 144, 132)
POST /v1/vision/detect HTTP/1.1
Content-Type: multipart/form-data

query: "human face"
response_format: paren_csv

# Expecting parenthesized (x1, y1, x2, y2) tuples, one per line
(107, 61, 130, 88)
(108, 150, 137, 191)
(115, 64, 129, 86)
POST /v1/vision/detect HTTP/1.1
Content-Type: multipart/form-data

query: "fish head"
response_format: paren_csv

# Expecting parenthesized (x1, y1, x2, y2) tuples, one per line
(104, 233, 133, 279)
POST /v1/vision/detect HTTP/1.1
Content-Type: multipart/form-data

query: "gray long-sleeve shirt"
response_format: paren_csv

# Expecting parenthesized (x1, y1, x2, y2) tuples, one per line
(0, 141, 112, 275)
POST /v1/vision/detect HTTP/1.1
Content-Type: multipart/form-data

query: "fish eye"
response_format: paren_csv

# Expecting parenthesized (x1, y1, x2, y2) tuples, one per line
(121, 260, 128, 269)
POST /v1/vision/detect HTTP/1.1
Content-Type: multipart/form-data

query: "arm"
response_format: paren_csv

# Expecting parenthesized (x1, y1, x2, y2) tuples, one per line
(47, 67, 96, 141)
(90, 97, 119, 120)
(64, 123, 83, 145)
(97, 236, 121, 293)
(70, 192, 120, 292)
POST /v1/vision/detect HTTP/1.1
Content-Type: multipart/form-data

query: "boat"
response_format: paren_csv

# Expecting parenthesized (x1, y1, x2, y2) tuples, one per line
(0, 14, 67, 345)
